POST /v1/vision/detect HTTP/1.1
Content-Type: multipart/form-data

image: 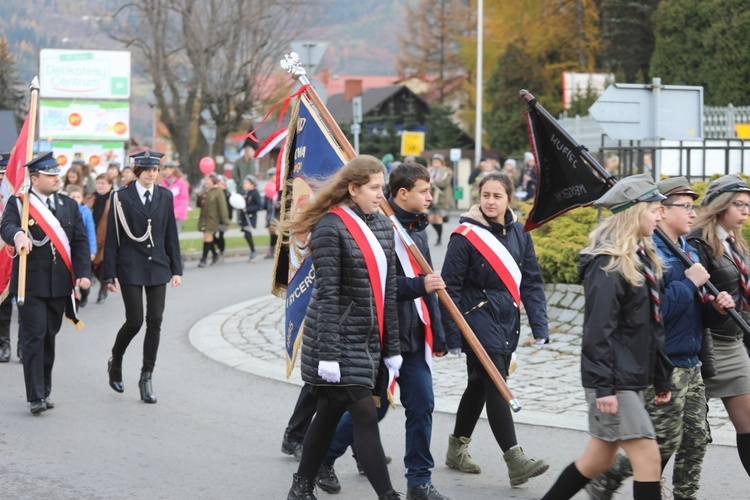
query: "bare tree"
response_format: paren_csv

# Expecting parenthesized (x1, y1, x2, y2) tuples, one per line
(103, 0, 313, 181)
(396, 0, 474, 101)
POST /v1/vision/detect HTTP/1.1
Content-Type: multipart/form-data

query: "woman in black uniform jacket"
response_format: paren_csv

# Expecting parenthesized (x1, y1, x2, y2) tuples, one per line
(103, 150, 182, 404)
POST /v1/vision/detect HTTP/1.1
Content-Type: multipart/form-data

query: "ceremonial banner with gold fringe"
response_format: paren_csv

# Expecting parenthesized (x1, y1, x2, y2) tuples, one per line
(271, 94, 347, 377)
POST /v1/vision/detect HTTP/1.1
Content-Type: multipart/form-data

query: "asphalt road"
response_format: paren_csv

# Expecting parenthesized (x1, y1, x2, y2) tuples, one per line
(0, 254, 746, 499)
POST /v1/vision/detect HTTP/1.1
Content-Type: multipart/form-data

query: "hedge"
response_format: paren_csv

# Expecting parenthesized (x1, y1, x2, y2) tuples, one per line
(516, 174, 750, 284)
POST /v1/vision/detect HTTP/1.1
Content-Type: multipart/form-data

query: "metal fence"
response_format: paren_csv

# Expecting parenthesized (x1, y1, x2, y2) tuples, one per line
(557, 105, 750, 180)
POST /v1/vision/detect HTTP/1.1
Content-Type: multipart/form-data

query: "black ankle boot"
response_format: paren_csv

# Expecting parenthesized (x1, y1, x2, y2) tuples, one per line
(378, 490, 401, 499)
(287, 473, 316, 500)
(108, 357, 124, 393)
(139, 371, 157, 403)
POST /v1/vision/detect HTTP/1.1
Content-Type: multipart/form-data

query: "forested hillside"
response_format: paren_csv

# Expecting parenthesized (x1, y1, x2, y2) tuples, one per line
(0, 0, 409, 82)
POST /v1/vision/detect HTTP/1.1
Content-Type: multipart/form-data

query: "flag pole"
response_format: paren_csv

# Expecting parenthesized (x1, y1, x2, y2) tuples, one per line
(520, 89, 750, 336)
(281, 53, 521, 411)
(17, 76, 40, 306)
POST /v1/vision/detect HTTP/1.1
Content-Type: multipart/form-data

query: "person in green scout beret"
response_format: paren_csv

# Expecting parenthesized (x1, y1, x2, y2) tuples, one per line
(542, 174, 673, 500)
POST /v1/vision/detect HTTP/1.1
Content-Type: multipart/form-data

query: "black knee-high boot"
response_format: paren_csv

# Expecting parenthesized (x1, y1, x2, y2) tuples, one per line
(541, 462, 589, 500)
(737, 433, 750, 476)
(199, 242, 211, 267)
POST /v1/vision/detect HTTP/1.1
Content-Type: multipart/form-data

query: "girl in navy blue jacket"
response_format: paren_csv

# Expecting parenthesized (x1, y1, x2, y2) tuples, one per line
(441, 172, 550, 487)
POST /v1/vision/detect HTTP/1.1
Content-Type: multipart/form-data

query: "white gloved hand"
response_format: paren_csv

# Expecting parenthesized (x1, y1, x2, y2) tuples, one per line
(449, 348, 462, 357)
(318, 360, 341, 383)
(534, 338, 547, 346)
(384, 355, 403, 378)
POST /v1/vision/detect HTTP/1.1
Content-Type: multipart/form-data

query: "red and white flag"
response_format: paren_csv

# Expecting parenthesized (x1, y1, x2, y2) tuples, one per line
(0, 112, 31, 301)
(253, 128, 288, 159)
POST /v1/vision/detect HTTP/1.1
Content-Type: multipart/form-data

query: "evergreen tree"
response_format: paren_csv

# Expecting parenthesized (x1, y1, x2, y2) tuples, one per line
(0, 34, 25, 128)
(425, 105, 474, 150)
(651, 0, 750, 105)
(600, 0, 659, 82)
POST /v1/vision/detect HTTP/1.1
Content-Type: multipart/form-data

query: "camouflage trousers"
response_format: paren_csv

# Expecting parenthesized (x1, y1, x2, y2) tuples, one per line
(609, 365, 712, 499)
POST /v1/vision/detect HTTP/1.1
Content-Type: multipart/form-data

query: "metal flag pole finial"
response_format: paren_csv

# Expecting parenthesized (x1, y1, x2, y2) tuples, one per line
(280, 52, 308, 83)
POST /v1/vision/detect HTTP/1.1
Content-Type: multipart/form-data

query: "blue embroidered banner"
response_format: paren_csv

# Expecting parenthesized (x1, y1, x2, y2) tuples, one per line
(272, 95, 347, 375)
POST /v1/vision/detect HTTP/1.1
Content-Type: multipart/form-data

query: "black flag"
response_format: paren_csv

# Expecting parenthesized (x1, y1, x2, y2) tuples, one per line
(524, 105, 609, 231)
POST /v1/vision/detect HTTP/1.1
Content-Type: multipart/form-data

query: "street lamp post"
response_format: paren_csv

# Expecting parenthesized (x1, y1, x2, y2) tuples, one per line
(474, 0, 483, 167)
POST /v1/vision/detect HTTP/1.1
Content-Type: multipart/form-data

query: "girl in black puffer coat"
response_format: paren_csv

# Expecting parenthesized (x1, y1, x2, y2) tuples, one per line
(280, 155, 401, 500)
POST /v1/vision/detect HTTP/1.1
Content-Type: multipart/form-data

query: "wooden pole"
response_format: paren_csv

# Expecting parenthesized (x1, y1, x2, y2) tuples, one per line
(280, 54, 521, 411)
(17, 77, 40, 307)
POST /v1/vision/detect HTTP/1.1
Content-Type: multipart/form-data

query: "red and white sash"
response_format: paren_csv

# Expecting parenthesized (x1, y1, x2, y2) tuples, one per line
(330, 206, 397, 399)
(452, 222, 522, 306)
(19, 194, 82, 326)
(25, 195, 74, 283)
(393, 227, 434, 372)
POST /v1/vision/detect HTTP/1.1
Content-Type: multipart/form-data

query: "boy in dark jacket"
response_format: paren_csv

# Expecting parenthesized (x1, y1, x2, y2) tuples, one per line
(587, 176, 734, 500)
(315, 162, 451, 500)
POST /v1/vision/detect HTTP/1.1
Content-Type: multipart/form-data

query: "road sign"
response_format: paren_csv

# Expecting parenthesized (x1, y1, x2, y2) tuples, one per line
(736, 124, 750, 140)
(290, 41, 329, 75)
(588, 79, 703, 141)
(449, 148, 461, 162)
(400, 131, 425, 157)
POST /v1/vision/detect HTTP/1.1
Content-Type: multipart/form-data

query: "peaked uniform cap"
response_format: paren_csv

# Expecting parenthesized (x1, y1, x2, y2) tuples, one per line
(594, 173, 665, 214)
(130, 150, 164, 168)
(0, 152, 11, 172)
(703, 174, 750, 206)
(26, 151, 61, 175)
(657, 176, 699, 200)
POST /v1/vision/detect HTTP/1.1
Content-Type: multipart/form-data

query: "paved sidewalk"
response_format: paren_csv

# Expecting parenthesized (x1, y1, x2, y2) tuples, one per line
(189, 293, 737, 447)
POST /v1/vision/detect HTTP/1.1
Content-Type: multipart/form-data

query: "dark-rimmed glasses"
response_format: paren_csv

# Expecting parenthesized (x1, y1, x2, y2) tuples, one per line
(662, 203, 696, 214)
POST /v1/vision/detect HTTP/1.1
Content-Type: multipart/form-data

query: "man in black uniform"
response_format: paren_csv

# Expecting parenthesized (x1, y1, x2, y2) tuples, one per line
(103, 150, 182, 404)
(0, 152, 91, 414)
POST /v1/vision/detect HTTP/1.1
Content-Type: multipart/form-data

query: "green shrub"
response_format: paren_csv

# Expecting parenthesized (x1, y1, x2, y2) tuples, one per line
(514, 201, 599, 284)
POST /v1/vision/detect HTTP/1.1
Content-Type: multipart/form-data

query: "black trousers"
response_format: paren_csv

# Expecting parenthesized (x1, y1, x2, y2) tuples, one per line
(111, 284, 166, 372)
(18, 295, 66, 402)
(285, 383, 318, 442)
(0, 293, 13, 348)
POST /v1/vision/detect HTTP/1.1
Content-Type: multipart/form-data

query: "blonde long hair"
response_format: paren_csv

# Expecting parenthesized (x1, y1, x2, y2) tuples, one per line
(580, 201, 663, 287)
(278, 155, 386, 238)
(694, 191, 750, 260)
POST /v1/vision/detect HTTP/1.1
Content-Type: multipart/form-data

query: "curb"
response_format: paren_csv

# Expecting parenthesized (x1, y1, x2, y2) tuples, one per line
(188, 296, 737, 447)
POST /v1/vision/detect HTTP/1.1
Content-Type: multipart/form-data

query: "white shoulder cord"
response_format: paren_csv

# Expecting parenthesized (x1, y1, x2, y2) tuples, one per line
(113, 191, 154, 247)
(15, 197, 50, 247)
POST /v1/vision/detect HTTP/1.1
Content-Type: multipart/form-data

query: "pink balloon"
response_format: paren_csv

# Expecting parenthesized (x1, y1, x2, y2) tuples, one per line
(199, 157, 216, 175)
